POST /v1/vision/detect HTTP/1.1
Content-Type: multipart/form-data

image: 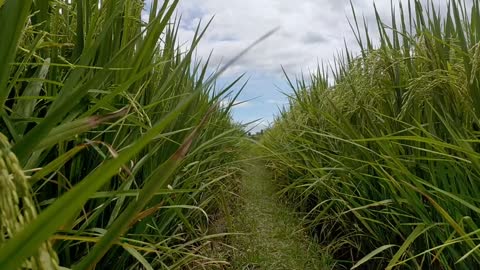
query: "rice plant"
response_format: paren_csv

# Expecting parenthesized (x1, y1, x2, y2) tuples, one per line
(263, 0, 480, 268)
(0, 0, 244, 269)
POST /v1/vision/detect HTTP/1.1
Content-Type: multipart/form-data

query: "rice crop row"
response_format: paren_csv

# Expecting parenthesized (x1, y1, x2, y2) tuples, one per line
(262, 1, 480, 269)
(0, 0, 244, 269)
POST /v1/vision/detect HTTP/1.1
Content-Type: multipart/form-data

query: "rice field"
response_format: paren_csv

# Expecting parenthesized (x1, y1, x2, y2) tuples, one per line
(2, 0, 480, 269)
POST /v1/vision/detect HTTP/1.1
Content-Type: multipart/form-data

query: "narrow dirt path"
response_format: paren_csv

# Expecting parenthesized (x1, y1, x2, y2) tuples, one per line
(226, 157, 326, 269)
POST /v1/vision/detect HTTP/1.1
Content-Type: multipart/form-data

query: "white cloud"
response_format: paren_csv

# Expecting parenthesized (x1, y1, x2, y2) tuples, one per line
(173, 0, 458, 79)
(174, 0, 414, 77)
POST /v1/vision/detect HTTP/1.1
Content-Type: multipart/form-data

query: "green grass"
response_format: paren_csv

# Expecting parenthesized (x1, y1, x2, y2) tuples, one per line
(0, 0, 245, 269)
(212, 148, 329, 270)
(262, 0, 480, 269)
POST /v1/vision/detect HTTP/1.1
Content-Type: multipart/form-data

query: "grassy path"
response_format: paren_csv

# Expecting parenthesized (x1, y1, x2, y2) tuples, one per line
(225, 157, 327, 269)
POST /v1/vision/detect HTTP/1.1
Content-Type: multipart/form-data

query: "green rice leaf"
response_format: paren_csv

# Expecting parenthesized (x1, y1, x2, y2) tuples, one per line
(352, 244, 397, 269)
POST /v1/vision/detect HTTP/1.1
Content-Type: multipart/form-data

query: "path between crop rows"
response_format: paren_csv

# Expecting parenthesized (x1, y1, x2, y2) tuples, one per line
(226, 157, 325, 269)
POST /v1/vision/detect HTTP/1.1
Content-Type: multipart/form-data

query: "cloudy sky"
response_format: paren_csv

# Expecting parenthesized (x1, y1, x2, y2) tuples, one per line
(167, 0, 440, 131)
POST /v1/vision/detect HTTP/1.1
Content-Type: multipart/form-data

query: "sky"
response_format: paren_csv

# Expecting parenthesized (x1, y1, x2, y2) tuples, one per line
(159, 0, 445, 132)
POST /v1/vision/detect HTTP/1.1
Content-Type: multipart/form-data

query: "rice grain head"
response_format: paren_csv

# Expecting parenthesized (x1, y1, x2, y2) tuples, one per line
(0, 133, 59, 270)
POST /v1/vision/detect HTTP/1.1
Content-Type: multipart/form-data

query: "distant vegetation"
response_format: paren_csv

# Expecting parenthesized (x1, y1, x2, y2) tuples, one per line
(0, 0, 243, 269)
(263, 0, 480, 268)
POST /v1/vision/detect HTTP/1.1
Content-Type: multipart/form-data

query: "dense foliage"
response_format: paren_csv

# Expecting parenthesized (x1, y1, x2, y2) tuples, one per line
(0, 0, 243, 269)
(263, 1, 480, 269)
